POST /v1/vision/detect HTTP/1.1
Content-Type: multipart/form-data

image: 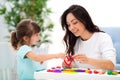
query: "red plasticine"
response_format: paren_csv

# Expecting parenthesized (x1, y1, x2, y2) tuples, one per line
(64, 56, 73, 67)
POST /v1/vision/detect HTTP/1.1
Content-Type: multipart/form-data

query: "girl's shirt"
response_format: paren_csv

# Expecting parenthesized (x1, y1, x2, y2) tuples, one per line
(17, 45, 45, 80)
(72, 32, 116, 69)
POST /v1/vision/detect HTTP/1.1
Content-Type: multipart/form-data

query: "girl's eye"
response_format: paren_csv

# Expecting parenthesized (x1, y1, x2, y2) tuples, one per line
(34, 33, 39, 36)
(37, 34, 39, 36)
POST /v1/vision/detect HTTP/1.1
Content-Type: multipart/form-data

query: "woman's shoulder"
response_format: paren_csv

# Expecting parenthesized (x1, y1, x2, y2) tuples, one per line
(94, 32, 111, 38)
(94, 32, 112, 42)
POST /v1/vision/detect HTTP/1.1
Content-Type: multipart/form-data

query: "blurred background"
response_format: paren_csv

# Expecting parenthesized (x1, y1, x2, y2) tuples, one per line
(0, 0, 120, 79)
(1, 0, 120, 51)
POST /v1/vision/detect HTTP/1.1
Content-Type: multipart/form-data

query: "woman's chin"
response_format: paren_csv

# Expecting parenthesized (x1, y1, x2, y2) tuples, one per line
(74, 34, 79, 37)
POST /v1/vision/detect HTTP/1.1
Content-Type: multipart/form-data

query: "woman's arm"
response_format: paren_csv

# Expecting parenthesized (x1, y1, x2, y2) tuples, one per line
(73, 54, 115, 70)
(88, 58, 114, 70)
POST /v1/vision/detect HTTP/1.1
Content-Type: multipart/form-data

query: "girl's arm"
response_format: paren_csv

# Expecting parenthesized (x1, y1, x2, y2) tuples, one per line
(26, 52, 65, 62)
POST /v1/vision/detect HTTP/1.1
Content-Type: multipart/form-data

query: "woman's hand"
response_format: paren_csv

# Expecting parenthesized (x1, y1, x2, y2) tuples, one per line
(73, 54, 89, 64)
(73, 54, 115, 70)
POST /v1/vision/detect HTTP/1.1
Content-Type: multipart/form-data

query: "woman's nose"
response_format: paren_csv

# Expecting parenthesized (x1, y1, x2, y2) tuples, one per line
(69, 25, 74, 31)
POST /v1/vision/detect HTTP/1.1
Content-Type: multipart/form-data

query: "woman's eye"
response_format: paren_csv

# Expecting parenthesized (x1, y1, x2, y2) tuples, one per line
(73, 22, 78, 25)
(67, 24, 70, 27)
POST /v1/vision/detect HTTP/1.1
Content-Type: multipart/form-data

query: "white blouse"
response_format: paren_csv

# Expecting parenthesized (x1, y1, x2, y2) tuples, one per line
(72, 32, 116, 69)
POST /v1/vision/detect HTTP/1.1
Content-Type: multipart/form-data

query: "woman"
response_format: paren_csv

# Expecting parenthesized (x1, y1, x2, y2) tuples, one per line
(61, 5, 116, 70)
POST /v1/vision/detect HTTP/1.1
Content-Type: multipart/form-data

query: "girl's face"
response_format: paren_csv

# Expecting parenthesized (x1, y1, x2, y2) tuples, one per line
(66, 13, 87, 37)
(30, 33, 40, 45)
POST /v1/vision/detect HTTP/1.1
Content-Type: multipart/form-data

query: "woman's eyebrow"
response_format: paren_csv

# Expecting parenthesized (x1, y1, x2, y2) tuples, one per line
(67, 19, 77, 24)
(71, 19, 77, 22)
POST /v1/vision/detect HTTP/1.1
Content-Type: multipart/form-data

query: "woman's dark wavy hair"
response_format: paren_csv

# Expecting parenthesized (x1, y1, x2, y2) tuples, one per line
(61, 5, 102, 56)
(11, 19, 40, 50)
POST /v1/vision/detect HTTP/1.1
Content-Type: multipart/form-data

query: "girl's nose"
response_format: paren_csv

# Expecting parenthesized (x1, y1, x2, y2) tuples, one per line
(38, 35, 41, 40)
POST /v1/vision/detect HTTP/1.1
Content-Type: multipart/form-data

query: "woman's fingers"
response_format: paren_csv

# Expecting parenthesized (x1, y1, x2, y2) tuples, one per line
(73, 54, 88, 64)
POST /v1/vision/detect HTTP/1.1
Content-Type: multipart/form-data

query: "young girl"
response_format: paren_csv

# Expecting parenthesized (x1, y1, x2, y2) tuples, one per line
(11, 19, 65, 80)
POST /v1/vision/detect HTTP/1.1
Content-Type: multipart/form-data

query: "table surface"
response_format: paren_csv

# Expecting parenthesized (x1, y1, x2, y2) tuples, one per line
(34, 68, 120, 80)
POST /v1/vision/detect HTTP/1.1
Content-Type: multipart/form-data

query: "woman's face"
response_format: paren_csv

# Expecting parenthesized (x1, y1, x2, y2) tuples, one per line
(66, 13, 87, 37)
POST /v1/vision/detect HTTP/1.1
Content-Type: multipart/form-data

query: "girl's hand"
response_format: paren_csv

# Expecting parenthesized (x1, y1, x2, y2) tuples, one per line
(73, 54, 89, 64)
(40, 61, 44, 64)
(62, 61, 66, 68)
(58, 53, 66, 59)
(62, 61, 71, 68)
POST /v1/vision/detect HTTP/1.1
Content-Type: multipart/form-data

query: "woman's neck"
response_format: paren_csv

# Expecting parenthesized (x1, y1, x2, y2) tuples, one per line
(80, 31, 93, 41)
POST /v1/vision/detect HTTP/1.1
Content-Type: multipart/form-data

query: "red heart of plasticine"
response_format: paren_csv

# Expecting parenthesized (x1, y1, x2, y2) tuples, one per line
(64, 56, 72, 67)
